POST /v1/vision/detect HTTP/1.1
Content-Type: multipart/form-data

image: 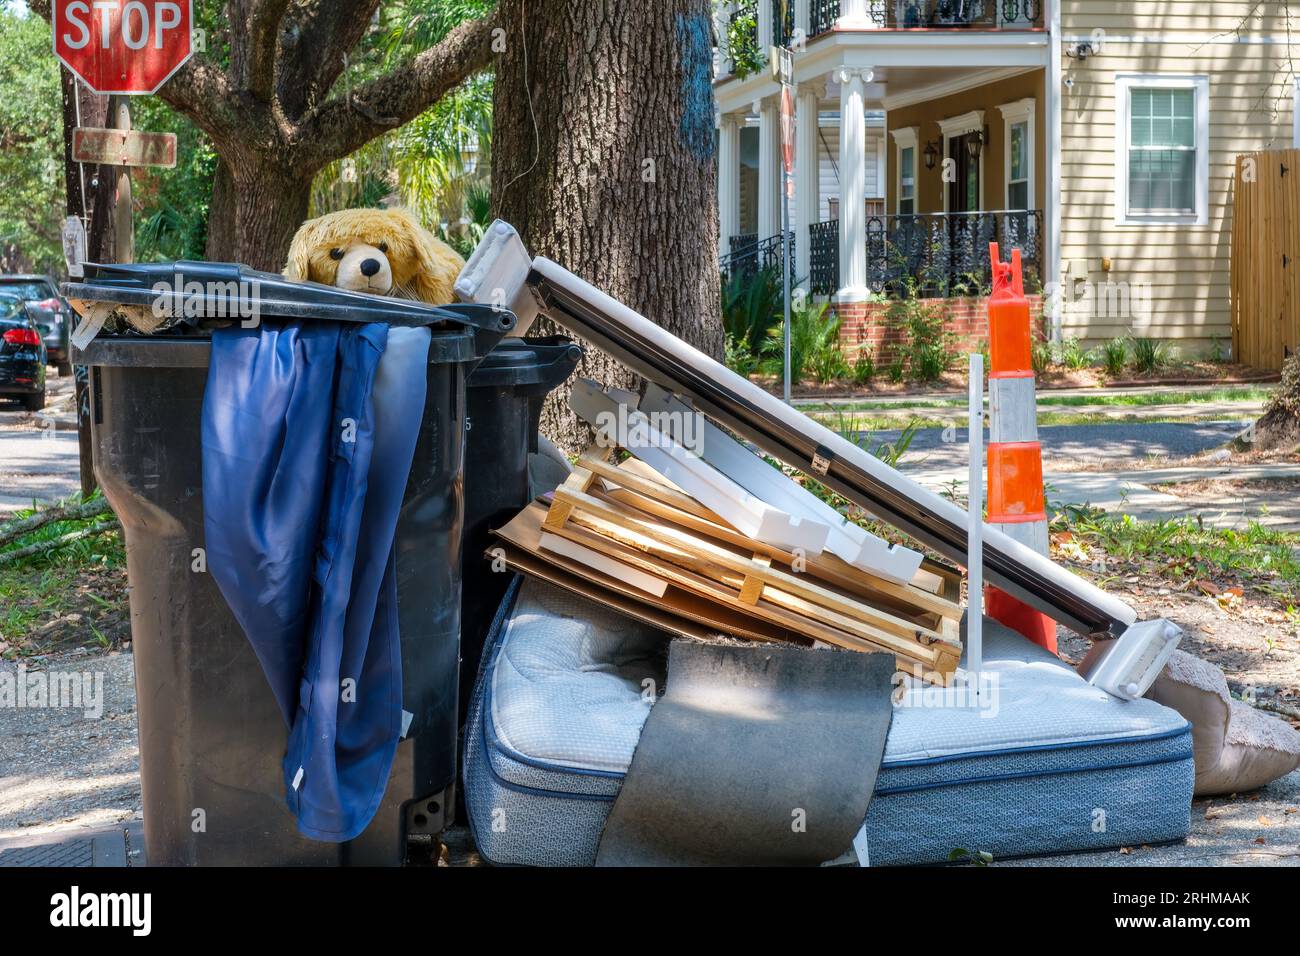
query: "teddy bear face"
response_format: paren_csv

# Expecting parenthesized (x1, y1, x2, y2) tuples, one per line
(311, 239, 395, 296)
(283, 207, 465, 305)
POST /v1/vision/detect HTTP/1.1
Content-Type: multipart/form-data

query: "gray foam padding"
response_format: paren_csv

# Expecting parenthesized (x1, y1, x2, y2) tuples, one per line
(594, 640, 895, 866)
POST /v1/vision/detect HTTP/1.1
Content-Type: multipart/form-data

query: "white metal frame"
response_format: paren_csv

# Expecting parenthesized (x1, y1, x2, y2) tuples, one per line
(1113, 73, 1210, 227)
(568, 379, 832, 555)
(639, 383, 924, 585)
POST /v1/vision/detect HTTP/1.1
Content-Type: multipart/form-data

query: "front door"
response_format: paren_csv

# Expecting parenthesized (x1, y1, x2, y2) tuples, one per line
(947, 132, 981, 211)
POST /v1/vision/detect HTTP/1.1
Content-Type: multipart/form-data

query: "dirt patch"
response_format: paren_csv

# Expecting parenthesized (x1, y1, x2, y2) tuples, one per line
(0, 561, 130, 660)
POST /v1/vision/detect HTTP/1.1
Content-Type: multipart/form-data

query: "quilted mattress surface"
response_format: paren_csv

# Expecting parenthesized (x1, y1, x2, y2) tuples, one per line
(464, 578, 1194, 865)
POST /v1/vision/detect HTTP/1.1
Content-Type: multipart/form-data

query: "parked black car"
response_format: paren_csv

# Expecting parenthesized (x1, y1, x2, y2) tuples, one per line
(0, 292, 47, 411)
(0, 274, 71, 375)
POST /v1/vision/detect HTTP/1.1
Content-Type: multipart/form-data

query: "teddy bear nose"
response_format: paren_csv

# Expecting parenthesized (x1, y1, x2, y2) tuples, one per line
(359, 258, 382, 278)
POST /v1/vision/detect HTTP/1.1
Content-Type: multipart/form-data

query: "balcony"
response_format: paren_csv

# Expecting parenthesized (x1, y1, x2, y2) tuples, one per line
(723, 209, 1042, 298)
(807, 0, 1043, 37)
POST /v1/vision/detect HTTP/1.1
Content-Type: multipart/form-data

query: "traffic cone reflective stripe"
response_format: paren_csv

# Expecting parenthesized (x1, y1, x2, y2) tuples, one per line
(984, 242, 1056, 655)
(987, 442, 1046, 523)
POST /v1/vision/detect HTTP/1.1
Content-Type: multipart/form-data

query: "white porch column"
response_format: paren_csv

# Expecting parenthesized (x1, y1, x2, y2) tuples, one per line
(838, 0, 881, 29)
(757, 96, 781, 241)
(794, 0, 810, 46)
(795, 83, 822, 289)
(837, 67, 873, 301)
(758, 0, 774, 51)
(718, 112, 741, 257)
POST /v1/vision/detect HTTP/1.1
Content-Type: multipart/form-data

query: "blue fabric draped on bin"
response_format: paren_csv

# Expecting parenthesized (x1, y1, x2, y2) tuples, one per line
(201, 320, 430, 842)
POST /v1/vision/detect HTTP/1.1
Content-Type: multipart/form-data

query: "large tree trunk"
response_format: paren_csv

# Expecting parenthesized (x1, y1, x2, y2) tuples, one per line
(1253, 352, 1300, 450)
(205, 159, 314, 271)
(491, 0, 723, 451)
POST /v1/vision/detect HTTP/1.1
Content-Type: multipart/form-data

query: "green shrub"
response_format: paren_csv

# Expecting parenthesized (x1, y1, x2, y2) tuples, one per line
(725, 333, 758, 377)
(885, 294, 955, 383)
(850, 346, 877, 387)
(760, 300, 843, 386)
(1031, 339, 1053, 375)
(1100, 337, 1128, 377)
(1130, 336, 1168, 374)
(721, 266, 782, 359)
(725, 13, 765, 78)
(1056, 337, 1093, 371)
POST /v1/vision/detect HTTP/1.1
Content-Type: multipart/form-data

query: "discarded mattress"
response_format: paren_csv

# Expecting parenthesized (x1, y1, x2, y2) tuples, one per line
(464, 577, 1195, 866)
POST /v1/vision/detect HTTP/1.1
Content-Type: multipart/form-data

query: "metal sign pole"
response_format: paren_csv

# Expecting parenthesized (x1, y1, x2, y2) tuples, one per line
(775, 46, 795, 406)
(782, 168, 791, 404)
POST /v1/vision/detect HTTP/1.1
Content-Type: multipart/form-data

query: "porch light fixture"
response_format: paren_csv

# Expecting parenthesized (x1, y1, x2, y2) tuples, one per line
(965, 129, 984, 162)
(923, 140, 939, 170)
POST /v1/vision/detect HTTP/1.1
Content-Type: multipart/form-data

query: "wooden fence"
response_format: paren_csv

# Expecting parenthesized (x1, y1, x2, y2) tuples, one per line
(1232, 147, 1300, 370)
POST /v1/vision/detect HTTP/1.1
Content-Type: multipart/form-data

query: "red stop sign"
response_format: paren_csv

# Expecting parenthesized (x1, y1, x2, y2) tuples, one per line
(53, 0, 193, 95)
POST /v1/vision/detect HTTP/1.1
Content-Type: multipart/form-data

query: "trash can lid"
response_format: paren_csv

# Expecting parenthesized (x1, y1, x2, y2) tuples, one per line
(62, 260, 515, 334)
(467, 336, 584, 389)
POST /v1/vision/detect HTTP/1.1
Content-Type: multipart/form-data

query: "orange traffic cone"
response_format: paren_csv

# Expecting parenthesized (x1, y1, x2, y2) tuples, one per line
(985, 242, 1057, 654)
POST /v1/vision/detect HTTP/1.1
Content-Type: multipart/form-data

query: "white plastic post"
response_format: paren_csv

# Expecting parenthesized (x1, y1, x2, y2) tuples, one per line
(967, 353, 984, 691)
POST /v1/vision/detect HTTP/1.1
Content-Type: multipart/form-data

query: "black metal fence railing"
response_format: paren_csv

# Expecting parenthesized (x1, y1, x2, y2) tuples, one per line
(866, 209, 1042, 297)
(721, 232, 794, 282)
(772, 0, 796, 46)
(721, 211, 1040, 298)
(809, 219, 839, 295)
(871, 0, 1043, 28)
(810, 0, 841, 36)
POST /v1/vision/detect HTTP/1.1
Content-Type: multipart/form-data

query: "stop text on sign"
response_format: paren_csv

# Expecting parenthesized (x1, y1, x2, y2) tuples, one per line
(61, 1, 183, 50)
(53, 1, 194, 95)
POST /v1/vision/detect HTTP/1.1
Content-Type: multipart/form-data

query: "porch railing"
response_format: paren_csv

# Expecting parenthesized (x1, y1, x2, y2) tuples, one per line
(721, 232, 794, 282)
(810, 0, 840, 36)
(808, 0, 1042, 37)
(772, 0, 796, 47)
(809, 219, 839, 295)
(867, 209, 1042, 296)
(801, 209, 1041, 297)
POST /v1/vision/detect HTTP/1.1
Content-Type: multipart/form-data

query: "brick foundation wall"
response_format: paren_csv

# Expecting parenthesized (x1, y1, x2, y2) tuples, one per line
(835, 294, 1044, 357)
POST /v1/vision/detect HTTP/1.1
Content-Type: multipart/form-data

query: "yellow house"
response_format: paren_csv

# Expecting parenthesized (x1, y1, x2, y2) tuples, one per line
(714, 0, 1300, 359)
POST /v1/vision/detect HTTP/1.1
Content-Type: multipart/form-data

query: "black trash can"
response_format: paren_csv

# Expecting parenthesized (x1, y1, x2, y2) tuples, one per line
(65, 261, 513, 866)
(459, 336, 582, 719)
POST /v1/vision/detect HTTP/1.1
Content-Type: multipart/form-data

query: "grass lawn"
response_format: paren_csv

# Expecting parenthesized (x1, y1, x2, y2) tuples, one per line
(0, 496, 129, 659)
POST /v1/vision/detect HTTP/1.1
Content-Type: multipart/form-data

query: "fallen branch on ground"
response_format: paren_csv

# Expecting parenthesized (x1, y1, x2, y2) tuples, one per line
(0, 519, 120, 567)
(0, 498, 113, 549)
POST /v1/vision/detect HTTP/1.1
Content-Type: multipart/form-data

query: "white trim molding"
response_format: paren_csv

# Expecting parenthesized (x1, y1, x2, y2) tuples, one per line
(891, 126, 919, 214)
(1113, 73, 1210, 227)
(997, 97, 1036, 210)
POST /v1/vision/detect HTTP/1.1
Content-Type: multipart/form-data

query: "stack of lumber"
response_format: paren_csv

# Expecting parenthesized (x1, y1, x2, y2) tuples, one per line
(491, 444, 965, 681)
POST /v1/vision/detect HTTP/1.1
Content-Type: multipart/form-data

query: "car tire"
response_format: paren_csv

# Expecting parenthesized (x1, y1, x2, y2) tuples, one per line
(56, 360, 72, 377)
(21, 389, 45, 412)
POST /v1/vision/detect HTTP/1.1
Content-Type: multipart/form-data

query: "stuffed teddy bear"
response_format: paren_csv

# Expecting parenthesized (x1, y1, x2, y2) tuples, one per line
(283, 207, 465, 304)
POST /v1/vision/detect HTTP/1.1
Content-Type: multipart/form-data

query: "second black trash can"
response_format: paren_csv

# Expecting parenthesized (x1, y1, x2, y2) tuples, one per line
(459, 336, 582, 721)
(67, 261, 513, 866)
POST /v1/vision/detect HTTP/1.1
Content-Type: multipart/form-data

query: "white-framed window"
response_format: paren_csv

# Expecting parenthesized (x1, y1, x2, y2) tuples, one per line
(997, 98, 1035, 210)
(891, 126, 918, 215)
(1114, 74, 1209, 225)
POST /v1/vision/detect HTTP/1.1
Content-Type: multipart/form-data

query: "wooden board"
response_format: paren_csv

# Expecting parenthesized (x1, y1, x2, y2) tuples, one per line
(493, 507, 951, 681)
(585, 454, 960, 623)
(550, 483, 956, 649)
